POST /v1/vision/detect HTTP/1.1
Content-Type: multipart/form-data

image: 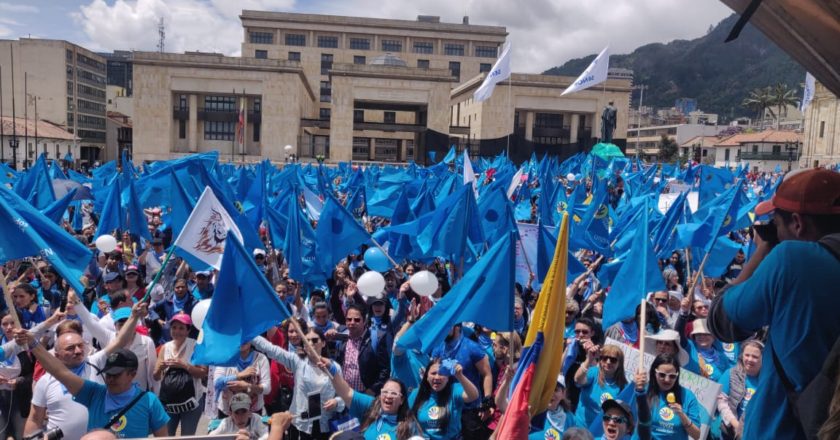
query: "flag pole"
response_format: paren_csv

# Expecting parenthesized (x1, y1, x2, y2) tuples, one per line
(506, 75, 512, 158)
(638, 298, 647, 373)
(140, 245, 177, 302)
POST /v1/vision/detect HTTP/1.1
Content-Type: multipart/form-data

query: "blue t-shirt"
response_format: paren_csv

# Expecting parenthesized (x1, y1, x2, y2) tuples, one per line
(649, 388, 700, 440)
(528, 409, 575, 440)
(722, 240, 840, 439)
(18, 306, 46, 329)
(719, 368, 759, 418)
(431, 335, 488, 408)
(687, 341, 730, 382)
(74, 380, 169, 438)
(408, 383, 465, 440)
(349, 392, 411, 440)
(720, 342, 739, 366)
(574, 366, 624, 428)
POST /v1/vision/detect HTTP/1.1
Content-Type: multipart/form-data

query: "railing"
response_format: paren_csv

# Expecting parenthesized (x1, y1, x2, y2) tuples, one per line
(353, 121, 425, 132)
(300, 118, 330, 129)
(738, 151, 800, 161)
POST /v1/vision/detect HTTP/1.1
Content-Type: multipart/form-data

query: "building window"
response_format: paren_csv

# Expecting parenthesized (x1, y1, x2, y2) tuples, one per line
(179, 120, 186, 139)
(352, 137, 370, 160)
(702, 149, 708, 157)
(317, 36, 338, 48)
(480, 63, 492, 73)
(374, 138, 399, 161)
(449, 61, 460, 81)
(349, 38, 370, 50)
(475, 46, 498, 58)
(66, 49, 73, 61)
(381, 39, 402, 52)
(354, 55, 366, 65)
(321, 54, 333, 75)
(204, 121, 235, 140)
(288, 51, 301, 62)
(535, 113, 563, 128)
(354, 110, 364, 123)
(285, 33, 306, 46)
(320, 81, 331, 103)
(319, 108, 331, 120)
(773, 144, 781, 154)
(820, 121, 825, 138)
(178, 94, 187, 110)
(724, 148, 730, 161)
(255, 50, 268, 59)
(413, 41, 434, 54)
(253, 121, 261, 142)
(752, 144, 759, 153)
(253, 97, 261, 113)
(405, 140, 414, 161)
(249, 32, 274, 44)
(310, 135, 330, 158)
(384, 112, 396, 124)
(417, 59, 430, 69)
(204, 95, 236, 112)
(444, 43, 465, 56)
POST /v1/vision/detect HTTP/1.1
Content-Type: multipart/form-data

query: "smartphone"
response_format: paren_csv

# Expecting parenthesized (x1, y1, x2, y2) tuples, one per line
(306, 393, 322, 419)
(753, 222, 779, 246)
(333, 333, 349, 342)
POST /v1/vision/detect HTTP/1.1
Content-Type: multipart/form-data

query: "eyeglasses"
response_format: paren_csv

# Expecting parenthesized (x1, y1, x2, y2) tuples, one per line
(346, 317, 363, 323)
(653, 297, 669, 303)
(655, 370, 679, 380)
(602, 414, 628, 424)
(694, 305, 709, 310)
(600, 356, 619, 364)
(307, 338, 321, 344)
(380, 390, 402, 398)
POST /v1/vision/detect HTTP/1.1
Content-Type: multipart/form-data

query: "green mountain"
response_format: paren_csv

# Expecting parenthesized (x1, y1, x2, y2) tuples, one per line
(543, 14, 804, 121)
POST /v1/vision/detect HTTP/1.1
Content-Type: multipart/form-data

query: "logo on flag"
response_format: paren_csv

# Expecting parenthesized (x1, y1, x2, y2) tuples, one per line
(561, 46, 610, 96)
(174, 187, 243, 270)
(195, 208, 229, 254)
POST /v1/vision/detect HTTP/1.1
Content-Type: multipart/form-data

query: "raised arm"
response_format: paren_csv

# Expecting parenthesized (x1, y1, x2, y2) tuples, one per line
(102, 301, 147, 355)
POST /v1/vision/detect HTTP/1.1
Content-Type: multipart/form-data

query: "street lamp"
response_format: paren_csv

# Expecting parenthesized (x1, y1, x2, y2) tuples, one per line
(9, 136, 19, 170)
(785, 144, 798, 172)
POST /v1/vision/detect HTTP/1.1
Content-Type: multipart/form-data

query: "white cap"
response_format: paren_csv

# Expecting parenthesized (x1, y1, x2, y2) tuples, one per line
(253, 248, 266, 257)
(566, 173, 576, 182)
(556, 374, 566, 388)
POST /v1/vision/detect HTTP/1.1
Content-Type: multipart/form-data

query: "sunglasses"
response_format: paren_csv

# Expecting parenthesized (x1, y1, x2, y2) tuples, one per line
(600, 356, 619, 364)
(655, 370, 679, 380)
(307, 338, 321, 344)
(346, 317, 363, 323)
(574, 329, 591, 335)
(602, 414, 628, 424)
(653, 297, 669, 303)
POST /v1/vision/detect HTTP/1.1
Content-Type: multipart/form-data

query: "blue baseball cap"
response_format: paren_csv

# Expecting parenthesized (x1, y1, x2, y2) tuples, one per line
(112, 307, 132, 322)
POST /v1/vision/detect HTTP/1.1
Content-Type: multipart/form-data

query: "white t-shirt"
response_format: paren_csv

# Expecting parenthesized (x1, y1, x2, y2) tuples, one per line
(31, 351, 108, 440)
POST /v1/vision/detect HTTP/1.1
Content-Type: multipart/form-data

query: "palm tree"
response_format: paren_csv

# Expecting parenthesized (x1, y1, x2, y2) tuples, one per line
(741, 87, 774, 126)
(770, 83, 799, 129)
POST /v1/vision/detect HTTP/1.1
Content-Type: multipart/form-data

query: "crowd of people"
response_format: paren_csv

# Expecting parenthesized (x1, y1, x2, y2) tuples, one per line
(0, 156, 839, 440)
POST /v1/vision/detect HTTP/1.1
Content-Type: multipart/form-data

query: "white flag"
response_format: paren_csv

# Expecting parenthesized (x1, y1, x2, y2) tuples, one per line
(561, 46, 610, 96)
(463, 150, 478, 198)
(801, 72, 815, 112)
(473, 42, 512, 102)
(506, 167, 525, 200)
(174, 187, 243, 270)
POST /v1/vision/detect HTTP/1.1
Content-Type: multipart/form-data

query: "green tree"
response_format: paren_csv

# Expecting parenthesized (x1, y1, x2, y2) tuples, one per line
(770, 83, 799, 129)
(742, 86, 774, 124)
(658, 135, 679, 163)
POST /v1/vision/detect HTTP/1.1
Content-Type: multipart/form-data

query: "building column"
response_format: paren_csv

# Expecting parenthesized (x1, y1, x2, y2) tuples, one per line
(369, 138, 376, 161)
(570, 113, 580, 145)
(241, 95, 248, 157)
(188, 94, 198, 152)
(524, 111, 534, 141)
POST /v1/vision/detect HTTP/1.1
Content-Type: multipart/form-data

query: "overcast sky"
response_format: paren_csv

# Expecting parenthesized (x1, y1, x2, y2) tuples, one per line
(0, 0, 733, 73)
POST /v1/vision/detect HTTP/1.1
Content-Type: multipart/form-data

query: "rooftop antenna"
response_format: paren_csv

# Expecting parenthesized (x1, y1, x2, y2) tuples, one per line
(156, 17, 165, 53)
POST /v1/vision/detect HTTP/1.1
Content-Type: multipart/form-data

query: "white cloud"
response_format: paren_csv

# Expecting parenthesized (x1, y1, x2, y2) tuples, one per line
(72, 0, 732, 73)
(72, 0, 293, 53)
(0, 2, 39, 13)
(0, 25, 11, 38)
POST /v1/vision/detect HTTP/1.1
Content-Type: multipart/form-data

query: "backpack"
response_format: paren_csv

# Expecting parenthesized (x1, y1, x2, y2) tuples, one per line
(772, 233, 840, 439)
(158, 367, 198, 414)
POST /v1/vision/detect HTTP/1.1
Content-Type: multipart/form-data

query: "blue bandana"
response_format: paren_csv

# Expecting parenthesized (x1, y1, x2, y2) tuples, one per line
(104, 384, 139, 413)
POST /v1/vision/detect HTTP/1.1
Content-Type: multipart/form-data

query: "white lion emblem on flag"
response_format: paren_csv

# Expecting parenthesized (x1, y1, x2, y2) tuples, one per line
(194, 208, 227, 254)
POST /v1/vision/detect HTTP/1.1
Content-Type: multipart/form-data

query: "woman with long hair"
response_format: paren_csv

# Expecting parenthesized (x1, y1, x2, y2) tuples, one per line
(327, 368, 421, 440)
(0, 311, 35, 440)
(716, 340, 763, 439)
(409, 358, 479, 439)
(124, 265, 147, 302)
(12, 283, 46, 330)
(642, 354, 701, 439)
(573, 344, 628, 427)
(528, 376, 576, 439)
(251, 326, 342, 440)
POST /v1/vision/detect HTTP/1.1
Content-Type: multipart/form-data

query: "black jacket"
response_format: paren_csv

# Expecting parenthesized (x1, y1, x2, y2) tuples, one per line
(334, 328, 392, 394)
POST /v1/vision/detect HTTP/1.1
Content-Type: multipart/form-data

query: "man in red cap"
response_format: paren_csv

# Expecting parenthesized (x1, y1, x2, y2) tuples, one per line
(708, 168, 840, 439)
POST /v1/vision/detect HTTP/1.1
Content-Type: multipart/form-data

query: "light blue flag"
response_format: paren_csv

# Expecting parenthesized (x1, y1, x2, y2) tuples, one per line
(41, 187, 77, 225)
(167, 170, 195, 238)
(442, 145, 457, 164)
(602, 201, 663, 330)
(0, 187, 92, 293)
(698, 165, 734, 208)
(477, 188, 517, 245)
(16, 154, 56, 210)
(536, 221, 586, 282)
(95, 178, 122, 239)
(284, 194, 305, 282)
(125, 180, 152, 243)
(396, 231, 516, 354)
(191, 233, 291, 366)
(416, 183, 484, 259)
(315, 195, 371, 275)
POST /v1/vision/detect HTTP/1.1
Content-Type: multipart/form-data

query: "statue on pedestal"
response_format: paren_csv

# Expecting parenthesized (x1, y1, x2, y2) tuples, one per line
(601, 101, 617, 144)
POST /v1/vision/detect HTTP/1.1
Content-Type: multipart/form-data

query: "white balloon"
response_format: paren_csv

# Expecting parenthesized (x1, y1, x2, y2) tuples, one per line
(191, 299, 212, 329)
(357, 271, 386, 297)
(95, 234, 118, 253)
(284, 145, 293, 151)
(410, 270, 439, 297)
